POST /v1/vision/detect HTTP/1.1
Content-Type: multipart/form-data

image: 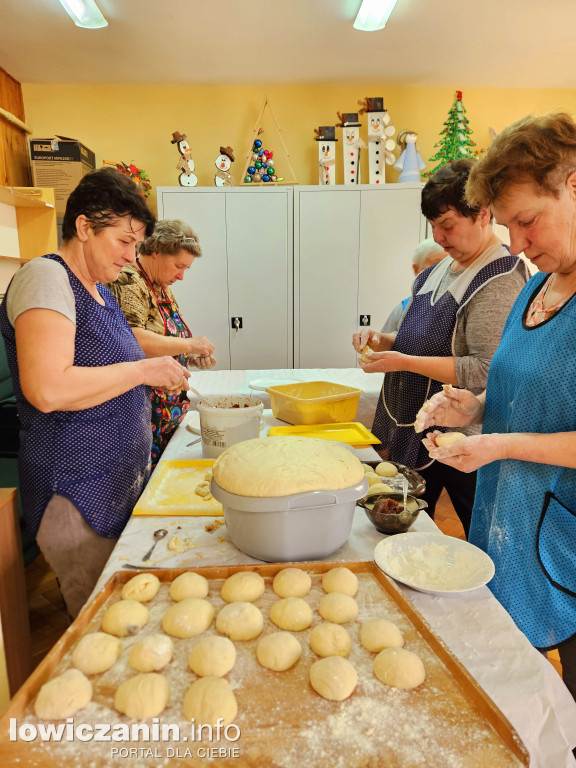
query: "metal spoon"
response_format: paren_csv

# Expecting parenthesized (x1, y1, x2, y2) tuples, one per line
(398, 475, 412, 524)
(142, 528, 168, 561)
(188, 384, 217, 408)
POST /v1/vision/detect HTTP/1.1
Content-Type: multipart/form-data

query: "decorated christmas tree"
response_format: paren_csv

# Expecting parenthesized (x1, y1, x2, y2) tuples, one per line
(425, 91, 476, 177)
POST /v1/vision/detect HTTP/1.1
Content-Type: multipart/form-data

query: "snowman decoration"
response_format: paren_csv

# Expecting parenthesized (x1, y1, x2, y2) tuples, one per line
(358, 97, 397, 185)
(336, 112, 366, 185)
(214, 145, 236, 187)
(395, 130, 426, 183)
(171, 130, 198, 187)
(314, 126, 337, 185)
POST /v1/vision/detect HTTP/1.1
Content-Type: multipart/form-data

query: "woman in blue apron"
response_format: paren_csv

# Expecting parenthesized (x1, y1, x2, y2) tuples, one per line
(107, 220, 215, 467)
(354, 159, 528, 536)
(418, 112, 576, 703)
(0, 169, 189, 617)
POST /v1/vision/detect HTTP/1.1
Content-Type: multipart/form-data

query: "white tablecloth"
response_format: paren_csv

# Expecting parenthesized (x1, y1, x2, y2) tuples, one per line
(94, 371, 576, 768)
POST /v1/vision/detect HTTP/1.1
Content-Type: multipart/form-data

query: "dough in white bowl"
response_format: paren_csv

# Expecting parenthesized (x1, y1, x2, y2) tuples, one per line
(102, 600, 150, 637)
(162, 598, 214, 639)
(322, 566, 358, 596)
(435, 432, 466, 447)
(360, 619, 404, 652)
(309, 622, 351, 658)
(309, 656, 357, 701)
(188, 636, 236, 677)
(269, 597, 313, 631)
(221, 571, 265, 603)
(34, 669, 92, 719)
(272, 567, 312, 598)
(375, 461, 398, 478)
(129, 634, 174, 672)
(256, 631, 302, 671)
(72, 632, 122, 675)
(318, 593, 358, 624)
(373, 647, 426, 689)
(114, 673, 170, 718)
(170, 572, 209, 601)
(216, 602, 263, 641)
(121, 573, 160, 602)
(183, 677, 237, 725)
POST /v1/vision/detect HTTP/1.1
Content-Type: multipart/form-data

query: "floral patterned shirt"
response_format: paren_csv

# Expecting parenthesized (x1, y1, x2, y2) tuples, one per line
(525, 274, 568, 327)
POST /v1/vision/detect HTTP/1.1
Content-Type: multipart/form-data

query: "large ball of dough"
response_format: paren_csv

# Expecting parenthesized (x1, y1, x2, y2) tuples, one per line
(360, 619, 404, 652)
(257, 631, 302, 671)
(216, 602, 263, 641)
(375, 461, 398, 478)
(183, 677, 237, 725)
(322, 566, 358, 596)
(221, 571, 265, 603)
(162, 598, 214, 639)
(272, 568, 312, 598)
(435, 431, 466, 447)
(121, 573, 160, 602)
(188, 636, 236, 677)
(170, 572, 209, 601)
(373, 647, 426, 690)
(102, 600, 150, 637)
(309, 656, 357, 701)
(309, 622, 351, 658)
(34, 669, 92, 719)
(318, 593, 358, 624)
(129, 634, 174, 672)
(114, 673, 170, 718)
(72, 632, 122, 675)
(269, 597, 313, 631)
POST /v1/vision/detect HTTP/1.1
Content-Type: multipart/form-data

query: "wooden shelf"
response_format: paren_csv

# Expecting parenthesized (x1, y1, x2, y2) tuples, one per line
(0, 186, 55, 210)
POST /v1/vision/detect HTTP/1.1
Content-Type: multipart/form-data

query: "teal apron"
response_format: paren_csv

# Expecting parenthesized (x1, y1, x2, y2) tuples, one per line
(470, 274, 576, 650)
(136, 261, 192, 468)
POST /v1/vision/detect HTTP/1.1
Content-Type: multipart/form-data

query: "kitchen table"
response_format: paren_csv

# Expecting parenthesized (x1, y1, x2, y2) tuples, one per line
(92, 374, 576, 768)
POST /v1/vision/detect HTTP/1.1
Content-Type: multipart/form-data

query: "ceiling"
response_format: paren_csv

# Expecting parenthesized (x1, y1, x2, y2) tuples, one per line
(1, 0, 575, 89)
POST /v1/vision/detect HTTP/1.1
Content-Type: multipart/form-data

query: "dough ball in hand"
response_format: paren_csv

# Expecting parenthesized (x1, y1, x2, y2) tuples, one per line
(359, 346, 374, 364)
(434, 432, 466, 447)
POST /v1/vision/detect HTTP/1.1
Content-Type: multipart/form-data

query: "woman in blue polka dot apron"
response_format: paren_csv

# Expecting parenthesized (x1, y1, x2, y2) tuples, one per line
(355, 159, 528, 536)
(107, 220, 215, 468)
(419, 113, 576, 704)
(0, 170, 189, 618)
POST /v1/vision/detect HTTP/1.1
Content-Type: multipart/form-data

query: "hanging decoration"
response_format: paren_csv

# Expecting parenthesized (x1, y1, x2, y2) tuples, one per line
(425, 91, 477, 176)
(336, 112, 366, 185)
(240, 97, 297, 185)
(394, 131, 426, 183)
(103, 160, 152, 196)
(358, 97, 396, 184)
(314, 126, 337, 186)
(171, 130, 198, 187)
(214, 146, 236, 187)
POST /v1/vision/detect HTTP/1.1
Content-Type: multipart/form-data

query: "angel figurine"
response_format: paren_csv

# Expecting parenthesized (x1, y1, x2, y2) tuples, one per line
(395, 131, 426, 183)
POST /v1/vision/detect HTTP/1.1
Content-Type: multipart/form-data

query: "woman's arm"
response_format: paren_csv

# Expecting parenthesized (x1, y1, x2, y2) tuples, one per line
(15, 309, 189, 412)
(131, 326, 214, 359)
(361, 351, 458, 384)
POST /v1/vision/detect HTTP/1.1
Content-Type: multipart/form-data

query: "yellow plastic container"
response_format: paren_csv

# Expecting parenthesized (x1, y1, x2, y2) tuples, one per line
(266, 381, 363, 425)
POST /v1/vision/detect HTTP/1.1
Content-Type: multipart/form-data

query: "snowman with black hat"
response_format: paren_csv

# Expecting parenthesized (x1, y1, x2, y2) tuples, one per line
(171, 130, 198, 187)
(214, 146, 236, 187)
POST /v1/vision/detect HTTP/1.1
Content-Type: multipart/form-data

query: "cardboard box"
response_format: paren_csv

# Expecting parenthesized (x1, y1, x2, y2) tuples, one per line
(29, 137, 96, 216)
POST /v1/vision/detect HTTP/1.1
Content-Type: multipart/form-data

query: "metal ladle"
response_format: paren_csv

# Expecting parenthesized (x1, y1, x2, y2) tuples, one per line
(142, 528, 168, 561)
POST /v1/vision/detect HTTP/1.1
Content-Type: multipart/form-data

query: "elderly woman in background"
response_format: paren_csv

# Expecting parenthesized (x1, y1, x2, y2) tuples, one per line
(353, 158, 529, 537)
(417, 113, 576, 701)
(108, 219, 215, 467)
(0, 168, 189, 617)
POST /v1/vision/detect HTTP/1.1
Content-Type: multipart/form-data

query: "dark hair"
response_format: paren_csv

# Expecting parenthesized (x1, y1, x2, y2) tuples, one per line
(421, 158, 481, 221)
(61, 167, 156, 241)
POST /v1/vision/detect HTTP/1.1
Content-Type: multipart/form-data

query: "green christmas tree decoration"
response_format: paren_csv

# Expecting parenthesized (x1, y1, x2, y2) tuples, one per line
(425, 91, 477, 177)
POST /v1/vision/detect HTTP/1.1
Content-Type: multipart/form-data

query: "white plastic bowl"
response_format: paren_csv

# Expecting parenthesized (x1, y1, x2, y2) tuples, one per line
(211, 477, 369, 562)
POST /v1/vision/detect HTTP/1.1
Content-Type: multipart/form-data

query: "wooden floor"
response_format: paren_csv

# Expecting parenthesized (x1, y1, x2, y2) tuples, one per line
(24, 490, 562, 676)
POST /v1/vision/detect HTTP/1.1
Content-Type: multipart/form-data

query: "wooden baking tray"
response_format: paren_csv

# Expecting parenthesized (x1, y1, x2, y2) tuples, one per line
(0, 562, 528, 768)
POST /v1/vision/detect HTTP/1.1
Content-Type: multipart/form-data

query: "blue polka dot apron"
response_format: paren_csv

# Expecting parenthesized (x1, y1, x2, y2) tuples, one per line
(136, 261, 191, 468)
(0, 254, 152, 538)
(372, 246, 520, 470)
(470, 274, 576, 650)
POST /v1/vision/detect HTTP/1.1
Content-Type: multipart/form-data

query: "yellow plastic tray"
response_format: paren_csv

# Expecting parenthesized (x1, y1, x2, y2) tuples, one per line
(267, 421, 381, 448)
(133, 460, 223, 517)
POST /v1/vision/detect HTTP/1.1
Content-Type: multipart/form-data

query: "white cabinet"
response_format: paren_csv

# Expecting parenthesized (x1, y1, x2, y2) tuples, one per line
(295, 185, 427, 368)
(157, 187, 293, 370)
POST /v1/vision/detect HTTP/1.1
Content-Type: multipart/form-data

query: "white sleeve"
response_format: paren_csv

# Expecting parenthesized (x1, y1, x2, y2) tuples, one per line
(6, 258, 76, 327)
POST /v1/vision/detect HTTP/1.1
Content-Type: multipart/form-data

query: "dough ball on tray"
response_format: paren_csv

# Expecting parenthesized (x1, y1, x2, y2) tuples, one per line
(34, 669, 92, 719)
(102, 599, 150, 637)
(72, 632, 122, 675)
(121, 572, 160, 602)
(256, 631, 302, 671)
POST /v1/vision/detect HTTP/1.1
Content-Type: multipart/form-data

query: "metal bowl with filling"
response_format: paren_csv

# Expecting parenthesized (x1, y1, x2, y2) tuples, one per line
(358, 492, 428, 534)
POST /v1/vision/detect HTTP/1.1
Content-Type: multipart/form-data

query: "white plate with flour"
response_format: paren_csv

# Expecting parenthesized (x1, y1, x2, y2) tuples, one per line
(374, 532, 495, 595)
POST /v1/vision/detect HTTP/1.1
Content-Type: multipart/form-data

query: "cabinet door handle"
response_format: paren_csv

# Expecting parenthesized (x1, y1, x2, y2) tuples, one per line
(231, 317, 243, 331)
(360, 314, 371, 326)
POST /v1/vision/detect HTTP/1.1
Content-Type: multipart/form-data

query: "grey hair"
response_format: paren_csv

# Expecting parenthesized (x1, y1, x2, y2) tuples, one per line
(412, 237, 445, 269)
(139, 219, 202, 257)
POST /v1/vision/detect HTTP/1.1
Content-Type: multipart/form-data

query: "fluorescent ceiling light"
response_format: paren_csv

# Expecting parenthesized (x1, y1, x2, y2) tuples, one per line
(57, 0, 108, 29)
(353, 0, 399, 31)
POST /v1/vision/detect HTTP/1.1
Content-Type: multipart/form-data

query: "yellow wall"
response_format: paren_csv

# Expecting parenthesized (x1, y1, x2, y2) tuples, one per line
(22, 83, 576, 215)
